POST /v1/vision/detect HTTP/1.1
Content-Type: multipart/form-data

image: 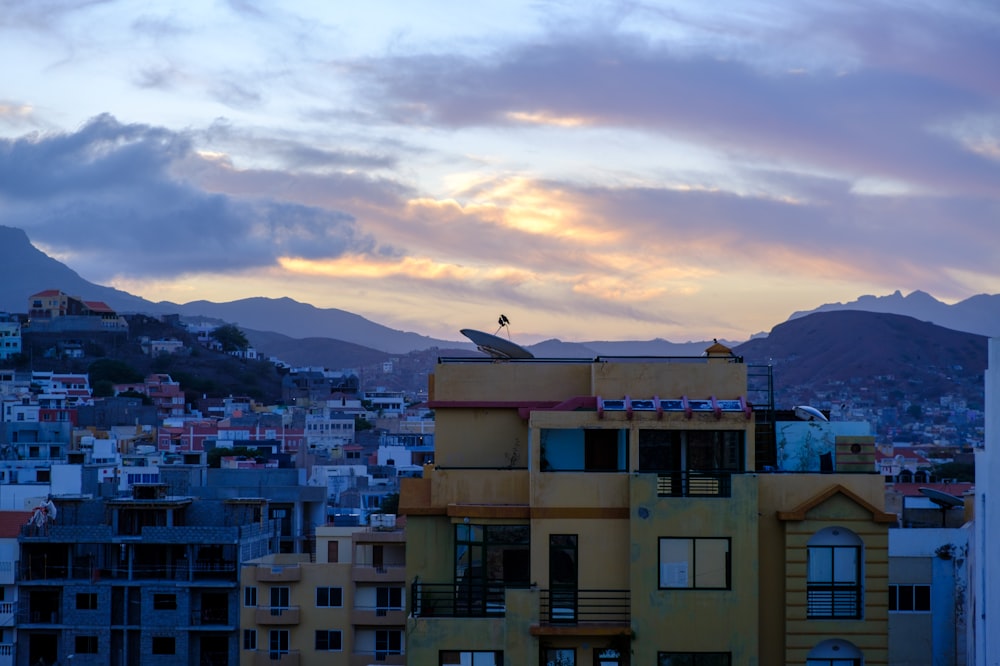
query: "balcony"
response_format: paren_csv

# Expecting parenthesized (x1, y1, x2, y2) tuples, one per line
(538, 589, 630, 626)
(0, 602, 14, 627)
(350, 651, 405, 666)
(807, 584, 862, 619)
(411, 582, 506, 618)
(190, 607, 230, 627)
(17, 608, 60, 625)
(656, 470, 732, 498)
(352, 606, 407, 625)
(353, 563, 406, 583)
(253, 565, 302, 583)
(252, 650, 300, 666)
(254, 606, 301, 625)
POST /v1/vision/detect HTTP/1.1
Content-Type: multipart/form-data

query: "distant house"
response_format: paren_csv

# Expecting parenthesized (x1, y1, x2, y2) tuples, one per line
(26, 289, 127, 331)
(0, 320, 21, 360)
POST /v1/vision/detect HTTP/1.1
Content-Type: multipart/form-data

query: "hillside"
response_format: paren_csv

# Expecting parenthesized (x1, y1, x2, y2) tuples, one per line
(20, 315, 286, 403)
(735, 310, 987, 406)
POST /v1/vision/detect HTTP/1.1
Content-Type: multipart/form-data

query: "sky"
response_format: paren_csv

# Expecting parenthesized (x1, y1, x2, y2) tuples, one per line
(1, 0, 998, 345)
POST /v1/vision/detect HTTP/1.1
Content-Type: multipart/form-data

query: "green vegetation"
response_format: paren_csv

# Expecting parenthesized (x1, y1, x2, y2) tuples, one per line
(210, 324, 249, 352)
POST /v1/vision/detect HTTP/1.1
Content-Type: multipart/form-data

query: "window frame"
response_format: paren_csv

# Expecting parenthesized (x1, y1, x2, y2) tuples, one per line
(889, 583, 931, 612)
(807, 542, 862, 620)
(439, 651, 504, 666)
(244, 586, 258, 608)
(315, 629, 343, 652)
(269, 629, 290, 658)
(543, 647, 576, 666)
(658, 537, 732, 590)
(316, 586, 343, 608)
(243, 629, 257, 651)
(153, 593, 177, 610)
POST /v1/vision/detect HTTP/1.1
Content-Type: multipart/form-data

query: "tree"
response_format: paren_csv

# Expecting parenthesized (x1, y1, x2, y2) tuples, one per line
(379, 493, 400, 514)
(88, 358, 144, 385)
(210, 324, 249, 353)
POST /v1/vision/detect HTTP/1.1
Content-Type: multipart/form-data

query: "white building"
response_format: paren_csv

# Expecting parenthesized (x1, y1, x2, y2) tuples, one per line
(973, 337, 1000, 665)
(0, 322, 20, 361)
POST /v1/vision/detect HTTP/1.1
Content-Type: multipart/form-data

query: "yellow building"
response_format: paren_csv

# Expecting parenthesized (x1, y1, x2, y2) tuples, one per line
(401, 345, 891, 666)
(239, 521, 407, 666)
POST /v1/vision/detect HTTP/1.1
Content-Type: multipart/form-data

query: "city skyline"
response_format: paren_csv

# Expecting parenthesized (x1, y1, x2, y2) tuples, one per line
(1, 1, 998, 343)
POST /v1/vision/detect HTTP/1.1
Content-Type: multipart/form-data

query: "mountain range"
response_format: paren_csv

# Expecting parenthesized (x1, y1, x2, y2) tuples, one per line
(2, 224, 998, 363)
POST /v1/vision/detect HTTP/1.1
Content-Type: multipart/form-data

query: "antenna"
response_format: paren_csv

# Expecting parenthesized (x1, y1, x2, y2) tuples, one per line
(495, 314, 511, 338)
(460, 328, 534, 360)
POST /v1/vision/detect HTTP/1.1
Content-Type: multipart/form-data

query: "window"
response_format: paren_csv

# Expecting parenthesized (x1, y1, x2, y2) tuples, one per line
(243, 629, 257, 650)
(377, 586, 403, 614)
(640, 430, 743, 497)
(659, 537, 731, 589)
(375, 629, 403, 660)
(544, 648, 575, 666)
(889, 584, 931, 612)
(658, 653, 731, 666)
(328, 540, 339, 563)
(269, 630, 289, 658)
(807, 527, 863, 619)
(151, 637, 176, 655)
(540, 428, 627, 472)
(244, 586, 258, 607)
(315, 629, 342, 651)
(270, 586, 290, 609)
(316, 586, 343, 607)
(75, 635, 99, 654)
(153, 593, 177, 610)
(76, 592, 98, 610)
(440, 651, 503, 665)
(455, 523, 531, 588)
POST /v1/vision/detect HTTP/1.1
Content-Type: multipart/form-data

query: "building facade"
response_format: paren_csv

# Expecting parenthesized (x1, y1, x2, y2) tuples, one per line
(401, 346, 891, 665)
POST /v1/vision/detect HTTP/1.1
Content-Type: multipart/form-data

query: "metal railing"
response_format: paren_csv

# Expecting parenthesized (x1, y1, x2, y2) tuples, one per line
(807, 584, 862, 619)
(656, 470, 733, 498)
(539, 589, 630, 625)
(411, 581, 506, 618)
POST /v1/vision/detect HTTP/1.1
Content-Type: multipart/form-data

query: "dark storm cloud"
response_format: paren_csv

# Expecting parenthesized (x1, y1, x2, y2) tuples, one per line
(0, 114, 376, 279)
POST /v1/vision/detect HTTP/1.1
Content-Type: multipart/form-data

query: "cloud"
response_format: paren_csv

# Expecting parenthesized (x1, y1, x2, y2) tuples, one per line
(346, 3, 1000, 198)
(0, 114, 378, 279)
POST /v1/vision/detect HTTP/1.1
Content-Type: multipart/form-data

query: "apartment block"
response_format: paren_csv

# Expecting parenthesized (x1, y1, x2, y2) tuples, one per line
(401, 344, 891, 665)
(239, 519, 406, 666)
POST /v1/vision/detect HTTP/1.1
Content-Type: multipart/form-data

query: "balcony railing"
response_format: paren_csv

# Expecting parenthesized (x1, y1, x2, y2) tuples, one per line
(0, 602, 15, 627)
(253, 649, 300, 666)
(17, 608, 60, 624)
(539, 589, 630, 625)
(254, 606, 301, 625)
(411, 582, 506, 618)
(807, 584, 862, 619)
(656, 470, 732, 498)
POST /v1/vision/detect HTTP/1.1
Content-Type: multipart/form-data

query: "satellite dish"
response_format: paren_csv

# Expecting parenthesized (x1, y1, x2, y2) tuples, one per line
(919, 487, 963, 509)
(794, 405, 828, 422)
(460, 328, 534, 360)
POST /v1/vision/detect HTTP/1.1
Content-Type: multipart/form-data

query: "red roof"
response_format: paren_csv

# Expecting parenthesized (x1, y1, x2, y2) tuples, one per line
(31, 289, 63, 298)
(0, 511, 34, 537)
(889, 482, 973, 497)
(84, 301, 114, 313)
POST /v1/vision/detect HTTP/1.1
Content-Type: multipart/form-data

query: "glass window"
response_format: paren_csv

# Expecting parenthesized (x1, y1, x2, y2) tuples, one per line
(807, 527, 863, 619)
(889, 584, 931, 612)
(269, 630, 289, 658)
(270, 586, 290, 609)
(544, 648, 575, 666)
(540, 428, 627, 472)
(244, 586, 257, 607)
(376, 630, 403, 659)
(440, 651, 503, 666)
(316, 587, 343, 607)
(243, 630, 257, 650)
(659, 537, 731, 589)
(315, 629, 342, 651)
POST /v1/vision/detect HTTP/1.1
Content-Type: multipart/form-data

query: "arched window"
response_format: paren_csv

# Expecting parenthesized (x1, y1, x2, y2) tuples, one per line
(807, 526, 863, 619)
(806, 638, 863, 666)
